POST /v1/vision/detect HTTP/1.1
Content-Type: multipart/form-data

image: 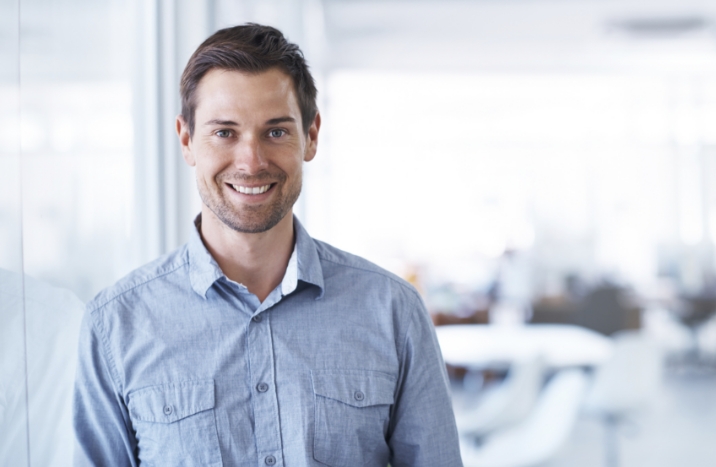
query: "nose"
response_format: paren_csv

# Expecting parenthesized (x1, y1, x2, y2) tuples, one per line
(232, 135, 269, 174)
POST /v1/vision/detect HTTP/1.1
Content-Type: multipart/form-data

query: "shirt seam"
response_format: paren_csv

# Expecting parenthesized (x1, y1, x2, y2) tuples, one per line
(316, 255, 422, 303)
(91, 308, 126, 396)
(89, 258, 189, 312)
(398, 293, 420, 363)
(400, 291, 424, 383)
(389, 297, 416, 437)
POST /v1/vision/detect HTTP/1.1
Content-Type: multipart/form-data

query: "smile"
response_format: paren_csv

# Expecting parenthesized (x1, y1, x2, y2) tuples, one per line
(230, 183, 272, 195)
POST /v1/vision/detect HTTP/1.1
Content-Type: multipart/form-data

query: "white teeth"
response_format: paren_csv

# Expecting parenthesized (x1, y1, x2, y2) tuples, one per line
(232, 184, 270, 195)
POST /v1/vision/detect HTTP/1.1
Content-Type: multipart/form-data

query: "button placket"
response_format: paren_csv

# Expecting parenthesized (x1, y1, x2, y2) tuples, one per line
(247, 306, 282, 465)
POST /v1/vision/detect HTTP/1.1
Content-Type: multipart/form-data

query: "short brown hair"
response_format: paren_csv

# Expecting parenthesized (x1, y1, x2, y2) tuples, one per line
(180, 23, 318, 136)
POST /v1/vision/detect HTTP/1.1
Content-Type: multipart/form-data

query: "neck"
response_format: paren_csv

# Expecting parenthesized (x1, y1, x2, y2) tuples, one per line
(199, 207, 295, 302)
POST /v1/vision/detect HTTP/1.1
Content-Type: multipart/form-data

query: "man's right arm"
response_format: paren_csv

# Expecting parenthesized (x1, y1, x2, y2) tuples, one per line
(74, 309, 137, 466)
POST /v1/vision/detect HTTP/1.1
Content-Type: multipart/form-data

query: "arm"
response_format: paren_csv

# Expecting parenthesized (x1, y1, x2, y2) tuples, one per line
(73, 309, 137, 467)
(388, 293, 463, 467)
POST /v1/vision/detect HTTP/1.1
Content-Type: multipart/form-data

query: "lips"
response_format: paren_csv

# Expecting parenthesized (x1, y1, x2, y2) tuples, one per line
(230, 183, 272, 195)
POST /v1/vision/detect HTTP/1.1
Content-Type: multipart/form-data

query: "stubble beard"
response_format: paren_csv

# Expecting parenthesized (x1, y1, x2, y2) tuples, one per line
(198, 170, 302, 234)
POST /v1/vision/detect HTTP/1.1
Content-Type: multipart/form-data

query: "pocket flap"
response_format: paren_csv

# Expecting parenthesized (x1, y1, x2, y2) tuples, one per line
(128, 379, 215, 424)
(311, 370, 395, 408)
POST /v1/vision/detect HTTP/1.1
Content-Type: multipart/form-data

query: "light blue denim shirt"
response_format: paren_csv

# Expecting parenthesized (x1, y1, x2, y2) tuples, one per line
(74, 216, 462, 467)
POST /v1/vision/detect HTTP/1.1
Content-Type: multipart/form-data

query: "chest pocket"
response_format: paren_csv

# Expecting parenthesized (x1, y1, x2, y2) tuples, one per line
(127, 379, 222, 467)
(312, 369, 396, 467)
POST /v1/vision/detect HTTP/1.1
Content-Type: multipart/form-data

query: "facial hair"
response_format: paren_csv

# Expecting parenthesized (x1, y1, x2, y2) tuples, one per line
(198, 168, 302, 234)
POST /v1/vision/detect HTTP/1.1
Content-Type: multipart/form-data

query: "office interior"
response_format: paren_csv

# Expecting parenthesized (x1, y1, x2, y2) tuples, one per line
(2, 0, 716, 465)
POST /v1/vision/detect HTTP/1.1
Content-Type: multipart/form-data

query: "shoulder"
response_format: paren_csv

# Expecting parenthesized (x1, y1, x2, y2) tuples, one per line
(87, 245, 190, 314)
(312, 239, 422, 303)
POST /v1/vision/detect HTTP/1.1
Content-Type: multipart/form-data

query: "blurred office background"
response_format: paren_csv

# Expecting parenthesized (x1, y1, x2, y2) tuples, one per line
(2, 0, 716, 465)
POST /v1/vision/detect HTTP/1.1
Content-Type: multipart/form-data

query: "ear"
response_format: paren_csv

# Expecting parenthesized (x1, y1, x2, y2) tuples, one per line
(176, 115, 195, 166)
(303, 112, 321, 162)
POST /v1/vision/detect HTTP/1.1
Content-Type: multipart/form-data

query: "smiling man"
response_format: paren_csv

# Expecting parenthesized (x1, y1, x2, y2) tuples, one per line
(73, 24, 462, 467)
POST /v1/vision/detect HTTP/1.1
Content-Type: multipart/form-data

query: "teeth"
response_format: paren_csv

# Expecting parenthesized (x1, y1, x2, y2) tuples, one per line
(232, 184, 270, 195)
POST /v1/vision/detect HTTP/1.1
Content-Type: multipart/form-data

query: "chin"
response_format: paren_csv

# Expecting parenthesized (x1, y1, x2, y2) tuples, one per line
(218, 208, 289, 234)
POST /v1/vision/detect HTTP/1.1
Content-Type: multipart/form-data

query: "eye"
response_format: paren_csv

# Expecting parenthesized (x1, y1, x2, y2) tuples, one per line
(268, 129, 286, 138)
(215, 129, 232, 138)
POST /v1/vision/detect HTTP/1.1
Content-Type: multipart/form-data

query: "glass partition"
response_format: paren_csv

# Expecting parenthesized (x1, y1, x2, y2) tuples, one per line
(19, 0, 139, 302)
(0, 0, 29, 464)
(2, 0, 142, 464)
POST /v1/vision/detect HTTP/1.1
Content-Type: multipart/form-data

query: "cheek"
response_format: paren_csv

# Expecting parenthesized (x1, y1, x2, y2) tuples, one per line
(277, 160, 302, 182)
(278, 149, 305, 173)
(194, 154, 229, 179)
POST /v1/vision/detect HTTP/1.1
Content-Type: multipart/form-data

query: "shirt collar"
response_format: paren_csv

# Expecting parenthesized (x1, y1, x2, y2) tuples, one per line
(280, 243, 298, 296)
(293, 216, 324, 299)
(188, 214, 324, 299)
(188, 215, 224, 298)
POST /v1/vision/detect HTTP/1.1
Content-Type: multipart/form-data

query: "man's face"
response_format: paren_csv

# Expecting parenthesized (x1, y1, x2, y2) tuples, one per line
(177, 68, 319, 233)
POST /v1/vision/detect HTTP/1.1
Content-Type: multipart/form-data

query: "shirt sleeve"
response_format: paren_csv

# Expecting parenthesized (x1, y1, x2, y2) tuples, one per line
(388, 292, 464, 467)
(73, 308, 137, 467)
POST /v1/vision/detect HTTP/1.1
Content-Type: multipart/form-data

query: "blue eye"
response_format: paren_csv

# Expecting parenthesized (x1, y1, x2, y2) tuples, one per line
(269, 129, 285, 138)
(216, 130, 231, 138)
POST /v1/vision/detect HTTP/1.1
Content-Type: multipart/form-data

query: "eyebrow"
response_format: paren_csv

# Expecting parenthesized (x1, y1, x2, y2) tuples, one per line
(265, 116, 296, 125)
(205, 119, 238, 126)
(203, 116, 297, 126)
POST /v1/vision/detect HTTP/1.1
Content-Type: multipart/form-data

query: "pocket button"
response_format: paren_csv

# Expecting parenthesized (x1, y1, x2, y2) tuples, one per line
(163, 404, 173, 415)
(354, 390, 364, 401)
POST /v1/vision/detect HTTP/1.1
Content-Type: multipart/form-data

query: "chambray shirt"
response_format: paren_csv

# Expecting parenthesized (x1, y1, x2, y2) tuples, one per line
(73, 216, 462, 467)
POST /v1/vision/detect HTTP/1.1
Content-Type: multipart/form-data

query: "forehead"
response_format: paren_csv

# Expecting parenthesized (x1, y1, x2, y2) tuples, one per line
(194, 68, 300, 119)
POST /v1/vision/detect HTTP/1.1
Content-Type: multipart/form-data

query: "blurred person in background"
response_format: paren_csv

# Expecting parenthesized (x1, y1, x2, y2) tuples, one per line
(0, 270, 84, 466)
(73, 23, 461, 467)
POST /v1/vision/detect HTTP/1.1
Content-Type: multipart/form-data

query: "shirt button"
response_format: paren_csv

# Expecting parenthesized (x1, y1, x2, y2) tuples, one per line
(163, 405, 173, 415)
(257, 382, 269, 393)
(252, 315, 262, 323)
(265, 455, 276, 465)
(354, 390, 365, 401)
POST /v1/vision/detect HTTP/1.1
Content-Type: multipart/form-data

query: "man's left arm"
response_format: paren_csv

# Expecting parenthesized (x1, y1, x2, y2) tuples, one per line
(388, 292, 463, 467)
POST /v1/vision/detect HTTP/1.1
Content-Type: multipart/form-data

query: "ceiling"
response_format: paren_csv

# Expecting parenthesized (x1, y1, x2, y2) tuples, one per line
(321, 0, 716, 74)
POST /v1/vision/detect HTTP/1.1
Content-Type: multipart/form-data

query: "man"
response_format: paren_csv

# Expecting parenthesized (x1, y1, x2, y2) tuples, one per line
(74, 24, 462, 467)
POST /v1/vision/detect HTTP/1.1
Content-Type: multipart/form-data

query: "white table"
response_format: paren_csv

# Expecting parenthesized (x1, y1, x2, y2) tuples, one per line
(435, 324, 614, 370)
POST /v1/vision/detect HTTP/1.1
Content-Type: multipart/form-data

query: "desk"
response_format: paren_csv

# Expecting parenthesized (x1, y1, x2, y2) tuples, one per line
(435, 324, 613, 370)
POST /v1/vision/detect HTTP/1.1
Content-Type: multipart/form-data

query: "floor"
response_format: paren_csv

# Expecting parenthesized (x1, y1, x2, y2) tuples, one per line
(540, 369, 716, 467)
(451, 366, 716, 467)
